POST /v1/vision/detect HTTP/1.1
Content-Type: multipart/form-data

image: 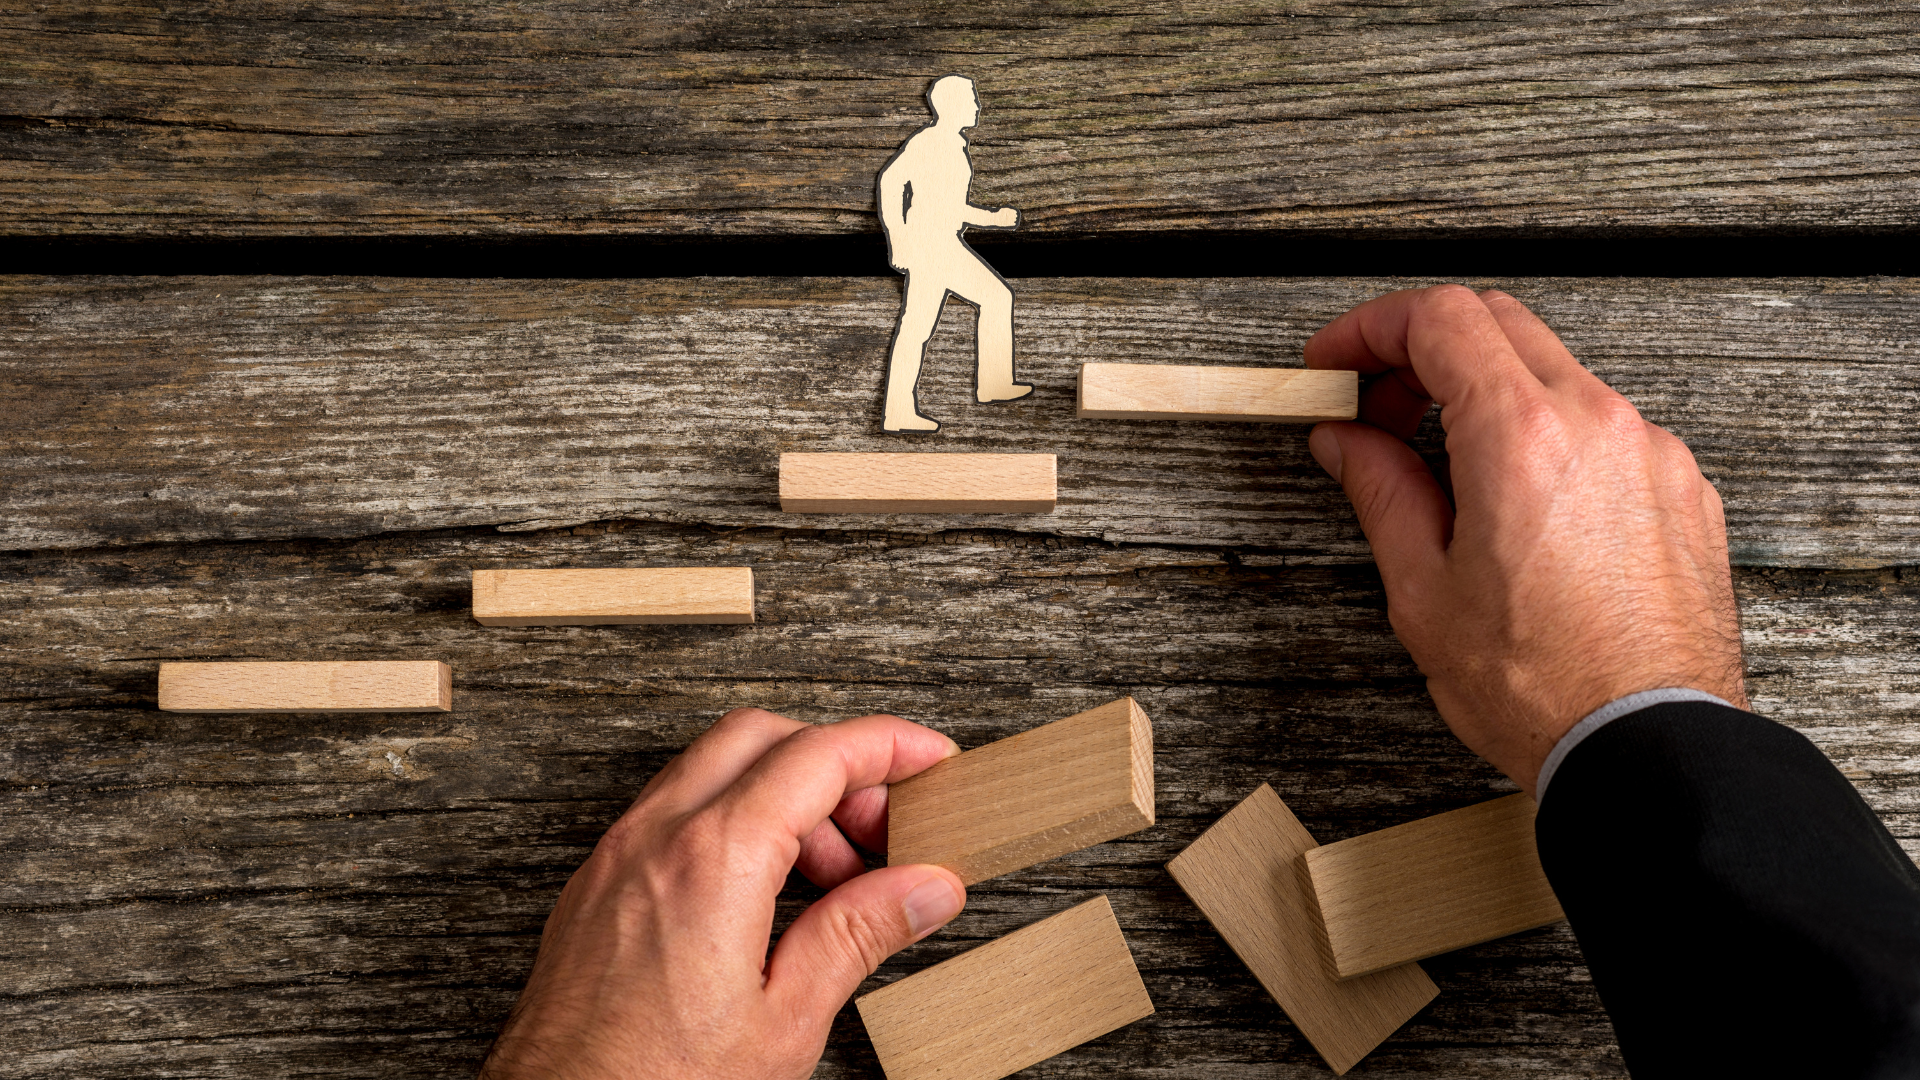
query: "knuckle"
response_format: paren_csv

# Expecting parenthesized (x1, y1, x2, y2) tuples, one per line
(713, 705, 786, 737)
(827, 902, 904, 976)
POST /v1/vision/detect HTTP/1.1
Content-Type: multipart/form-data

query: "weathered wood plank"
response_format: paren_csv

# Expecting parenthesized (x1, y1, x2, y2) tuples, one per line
(1, 523, 1914, 1077)
(2, 2, 1915, 238)
(3, 275, 1915, 566)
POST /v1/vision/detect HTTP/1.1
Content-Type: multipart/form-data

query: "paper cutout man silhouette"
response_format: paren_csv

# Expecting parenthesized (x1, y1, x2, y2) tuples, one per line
(877, 75, 1031, 433)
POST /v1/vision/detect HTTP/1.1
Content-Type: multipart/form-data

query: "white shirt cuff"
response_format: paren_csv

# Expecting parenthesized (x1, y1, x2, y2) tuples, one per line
(1536, 687, 1735, 801)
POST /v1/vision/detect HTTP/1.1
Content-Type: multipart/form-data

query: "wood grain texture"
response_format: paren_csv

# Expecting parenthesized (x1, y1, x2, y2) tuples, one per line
(1078, 364, 1358, 423)
(1305, 794, 1565, 980)
(156, 660, 451, 713)
(856, 896, 1153, 1080)
(780, 453, 1056, 514)
(3, 3, 1916, 238)
(470, 567, 753, 625)
(3, 276, 1915, 566)
(3, 523, 1917, 1078)
(888, 697, 1153, 885)
(1167, 784, 1439, 1074)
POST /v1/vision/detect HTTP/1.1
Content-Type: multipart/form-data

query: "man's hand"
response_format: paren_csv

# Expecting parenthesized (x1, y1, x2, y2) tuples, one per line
(1304, 285, 1748, 795)
(480, 709, 967, 1080)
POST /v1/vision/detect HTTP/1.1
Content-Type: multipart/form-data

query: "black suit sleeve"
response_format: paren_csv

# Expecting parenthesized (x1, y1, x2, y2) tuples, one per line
(1535, 701, 1920, 1079)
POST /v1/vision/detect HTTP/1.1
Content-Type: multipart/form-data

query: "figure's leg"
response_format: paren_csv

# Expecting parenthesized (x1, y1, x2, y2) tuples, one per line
(883, 273, 947, 432)
(949, 254, 1030, 403)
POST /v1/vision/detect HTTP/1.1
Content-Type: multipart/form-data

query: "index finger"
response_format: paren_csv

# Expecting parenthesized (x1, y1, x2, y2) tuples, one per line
(1304, 284, 1541, 415)
(711, 713, 960, 861)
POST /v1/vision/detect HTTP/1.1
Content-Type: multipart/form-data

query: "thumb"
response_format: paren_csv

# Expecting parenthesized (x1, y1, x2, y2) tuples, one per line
(1310, 421, 1453, 584)
(764, 864, 966, 1028)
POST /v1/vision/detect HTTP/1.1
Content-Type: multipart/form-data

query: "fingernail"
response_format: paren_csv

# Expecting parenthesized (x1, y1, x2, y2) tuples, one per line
(903, 876, 964, 939)
(1308, 424, 1343, 481)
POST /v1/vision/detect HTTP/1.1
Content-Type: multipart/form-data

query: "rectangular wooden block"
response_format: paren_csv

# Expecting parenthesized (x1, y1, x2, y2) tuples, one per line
(888, 697, 1153, 885)
(1166, 784, 1437, 1075)
(857, 895, 1154, 1080)
(1077, 363, 1359, 423)
(1304, 793, 1565, 979)
(779, 452, 1056, 513)
(156, 661, 452, 713)
(470, 567, 754, 625)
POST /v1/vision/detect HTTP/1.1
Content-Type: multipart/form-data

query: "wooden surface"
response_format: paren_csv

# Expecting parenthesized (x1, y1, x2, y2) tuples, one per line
(1167, 784, 1439, 1074)
(1305, 794, 1565, 980)
(156, 660, 452, 713)
(888, 697, 1153, 885)
(780, 453, 1057, 514)
(469, 567, 754, 626)
(4, 3, 1917, 238)
(856, 896, 1154, 1080)
(1078, 364, 1359, 423)
(4, 521, 1918, 1077)
(4, 276, 1917, 567)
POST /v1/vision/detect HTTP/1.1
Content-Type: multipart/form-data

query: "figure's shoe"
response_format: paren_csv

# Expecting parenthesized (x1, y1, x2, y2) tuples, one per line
(977, 383, 1035, 403)
(884, 412, 941, 433)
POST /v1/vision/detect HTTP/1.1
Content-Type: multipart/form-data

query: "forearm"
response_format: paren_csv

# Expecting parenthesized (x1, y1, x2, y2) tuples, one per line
(1537, 700, 1920, 1078)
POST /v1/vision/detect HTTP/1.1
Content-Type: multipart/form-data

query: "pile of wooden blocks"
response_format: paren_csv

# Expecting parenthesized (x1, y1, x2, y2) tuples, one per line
(149, 364, 1567, 1077)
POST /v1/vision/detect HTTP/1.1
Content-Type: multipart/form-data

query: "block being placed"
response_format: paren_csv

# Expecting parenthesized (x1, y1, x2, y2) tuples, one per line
(471, 567, 754, 626)
(888, 697, 1153, 885)
(1077, 363, 1358, 423)
(1166, 784, 1436, 1076)
(1304, 793, 1564, 979)
(857, 895, 1153, 1080)
(779, 452, 1055, 513)
(157, 661, 452, 713)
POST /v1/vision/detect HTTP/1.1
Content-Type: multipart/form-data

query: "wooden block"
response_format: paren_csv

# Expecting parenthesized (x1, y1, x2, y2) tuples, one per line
(779, 453, 1055, 513)
(1304, 793, 1565, 979)
(889, 697, 1152, 885)
(1077, 363, 1359, 423)
(857, 895, 1153, 1080)
(470, 567, 754, 625)
(1166, 784, 1437, 1075)
(157, 661, 452, 713)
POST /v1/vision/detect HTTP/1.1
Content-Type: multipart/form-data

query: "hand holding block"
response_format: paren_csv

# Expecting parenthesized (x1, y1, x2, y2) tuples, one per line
(157, 661, 452, 713)
(1077, 363, 1358, 422)
(857, 895, 1153, 1080)
(470, 567, 754, 625)
(1304, 793, 1564, 979)
(1166, 784, 1436, 1075)
(888, 697, 1153, 885)
(779, 452, 1055, 513)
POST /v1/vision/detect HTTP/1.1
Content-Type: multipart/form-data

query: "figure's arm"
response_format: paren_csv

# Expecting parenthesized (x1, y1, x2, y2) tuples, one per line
(480, 709, 966, 1080)
(1303, 285, 1920, 1076)
(962, 204, 1019, 229)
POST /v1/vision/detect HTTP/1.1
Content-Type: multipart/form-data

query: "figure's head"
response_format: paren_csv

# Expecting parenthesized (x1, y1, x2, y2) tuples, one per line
(927, 75, 980, 130)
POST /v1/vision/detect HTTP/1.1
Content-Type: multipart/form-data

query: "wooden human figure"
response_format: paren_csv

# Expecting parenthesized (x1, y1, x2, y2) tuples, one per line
(877, 74, 1031, 433)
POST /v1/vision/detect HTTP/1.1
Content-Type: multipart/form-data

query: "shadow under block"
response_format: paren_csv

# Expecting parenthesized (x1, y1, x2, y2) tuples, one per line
(1304, 793, 1565, 980)
(779, 453, 1056, 513)
(157, 661, 452, 713)
(857, 895, 1154, 1080)
(470, 567, 754, 625)
(1166, 784, 1437, 1075)
(1076, 363, 1359, 423)
(888, 697, 1153, 886)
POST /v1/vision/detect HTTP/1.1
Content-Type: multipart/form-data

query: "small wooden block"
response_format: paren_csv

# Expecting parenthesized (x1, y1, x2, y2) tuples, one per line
(857, 895, 1154, 1080)
(470, 567, 754, 625)
(1166, 784, 1436, 1075)
(779, 452, 1056, 513)
(1304, 793, 1565, 979)
(157, 661, 452, 713)
(1077, 363, 1359, 423)
(888, 697, 1153, 885)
